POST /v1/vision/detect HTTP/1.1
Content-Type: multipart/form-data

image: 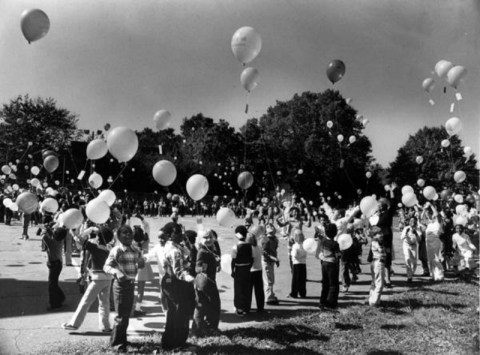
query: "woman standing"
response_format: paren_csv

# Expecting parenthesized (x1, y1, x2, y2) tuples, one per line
(421, 202, 444, 281)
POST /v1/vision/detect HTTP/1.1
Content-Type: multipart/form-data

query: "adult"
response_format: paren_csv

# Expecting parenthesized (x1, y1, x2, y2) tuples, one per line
(231, 225, 253, 316)
(421, 202, 444, 281)
(400, 216, 422, 283)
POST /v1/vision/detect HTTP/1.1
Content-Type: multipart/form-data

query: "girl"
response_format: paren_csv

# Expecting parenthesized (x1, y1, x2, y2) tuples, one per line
(289, 228, 307, 298)
(452, 223, 477, 274)
(400, 216, 422, 283)
(421, 202, 444, 281)
(247, 233, 264, 312)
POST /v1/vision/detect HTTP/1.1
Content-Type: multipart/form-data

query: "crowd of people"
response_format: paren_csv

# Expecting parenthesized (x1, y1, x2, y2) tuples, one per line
(1, 183, 479, 352)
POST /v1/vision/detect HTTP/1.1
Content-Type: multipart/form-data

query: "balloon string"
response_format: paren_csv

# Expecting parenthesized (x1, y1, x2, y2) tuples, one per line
(260, 134, 278, 195)
(108, 163, 128, 189)
(245, 91, 250, 114)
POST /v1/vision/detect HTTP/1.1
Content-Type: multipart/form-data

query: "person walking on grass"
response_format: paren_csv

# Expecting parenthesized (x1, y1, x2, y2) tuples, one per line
(61, 226, 114, 332)
(231, 225, 253, 316)
(247, 233, 264, 312)
(400, 216, 422, 283)
(368, 226, 386, 307)
(289, 228, 307, 298)
(104, 225, 145, 353)
(261, 223, 280, 305)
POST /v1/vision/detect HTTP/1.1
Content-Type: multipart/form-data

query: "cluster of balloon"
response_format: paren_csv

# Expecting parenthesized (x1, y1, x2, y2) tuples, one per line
(186, 174, 209, 201)
(453, 170, 466, 183)
(445, 117, 462, 136)
(88, 172, 103, 189)
(422, 77, 436, 105)
(16, 191, 39, 214)
(231, 26, 262, 65)
(359, 195, 378, 218)
(401, 185, 418, 207)
(86, 139, 108, 160)
(326, 59, 346, 84)
(86, 198, 110, 224)
(42, 150, 59, 173)
(106, 127, 138, 163)
(98, 189, 116, 206)
(152, 160, 177, 186)
(303, 238, 318, 255)
(153, 110, 172, 131)
(435, 60, 468, 90)
(216, 207, 236, 227)
(237, 171, 254, 190)
(20, 9, 50, 44)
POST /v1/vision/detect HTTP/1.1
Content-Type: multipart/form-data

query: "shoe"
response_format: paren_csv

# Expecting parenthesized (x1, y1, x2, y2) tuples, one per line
(101, 328, 112, 333)
(236, 310, 245, 317)
(385, 283, 392, 288)
(286, 294, 297, 299)
(422, 272, 430, 277)
(61, 323, 78, 330)
(266, 300, 279, 305)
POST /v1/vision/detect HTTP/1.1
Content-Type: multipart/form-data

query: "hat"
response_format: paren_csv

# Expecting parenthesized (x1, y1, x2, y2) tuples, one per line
(234, 225, 248, 240)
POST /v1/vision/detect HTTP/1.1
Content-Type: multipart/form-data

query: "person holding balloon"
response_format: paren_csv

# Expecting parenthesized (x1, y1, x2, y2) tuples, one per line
(452, 223, 476, 278)
(288, 228, 308, 299)
(261, 223, 280, 305)
(420, 202, 445, 281)
(246, 233, 265, 312)
(400, 216, 423, 283)
(231, 225, 253, 317)
(367, 226, 386, 307)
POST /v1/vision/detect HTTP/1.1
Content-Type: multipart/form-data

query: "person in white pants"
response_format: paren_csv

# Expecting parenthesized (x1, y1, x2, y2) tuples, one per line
(400, 216, 423, 283)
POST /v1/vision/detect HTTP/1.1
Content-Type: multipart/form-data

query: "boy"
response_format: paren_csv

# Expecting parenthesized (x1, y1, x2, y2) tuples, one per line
(368, 226, 386, 306)
(104, 225, 145, 352)
(231, 225, 253, 316)
(261, 223, 279, 305)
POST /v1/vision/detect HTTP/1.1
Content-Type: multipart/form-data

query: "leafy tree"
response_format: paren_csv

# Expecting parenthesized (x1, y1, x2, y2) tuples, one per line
(388, 126, 478, 190)
(241, 90, 374, 205)
(0, 95, 80, 182)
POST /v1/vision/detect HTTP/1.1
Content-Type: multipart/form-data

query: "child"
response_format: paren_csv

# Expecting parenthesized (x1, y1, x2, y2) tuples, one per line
(368, 226, 386, 306)
(400, 216, 422, 283)
(132, 225, 154, 316)
(316, 223, 340, 309)
(452, 223, 477, 275)
(43, 225, 68, 310)
(261, 223, 280, 305)
(247, 233, 264, 312)
(289, 228, 307, 298)
(104, 225, 145, 352)
(231, 225, 253, 316)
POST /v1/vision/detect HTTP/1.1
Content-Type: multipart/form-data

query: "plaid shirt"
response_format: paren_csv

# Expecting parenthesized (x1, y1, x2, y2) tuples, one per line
(104, 244, 142, 280)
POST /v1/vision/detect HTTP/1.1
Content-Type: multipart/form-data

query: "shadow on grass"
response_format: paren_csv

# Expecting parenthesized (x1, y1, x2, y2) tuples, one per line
(334, 322, 363, 330)
(380, 324, 407, 330)
(367, 350, 403, 355)
(220, 308, 319, 324)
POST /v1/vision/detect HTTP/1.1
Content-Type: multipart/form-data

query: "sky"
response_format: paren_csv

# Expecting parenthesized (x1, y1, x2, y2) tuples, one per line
(0, 0, 479, 168)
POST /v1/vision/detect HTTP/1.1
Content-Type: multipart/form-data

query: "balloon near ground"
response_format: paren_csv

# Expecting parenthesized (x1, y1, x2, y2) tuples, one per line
(237, 171, 254, 190)
(88, 172, 103, 189)
(61, 208, 84, 229)
(216, 207, 236, 227)
(43, 155, 59, 173)
(186, 174, 209, 201)
(423, 186, 436, 200)
(220, 254, 232, 275)
(337, 234, 353, 251)
(86, 139, 108, 160)
(402, 192, 417, 207)
(153, 110, 172, 130)
(16, 192, 39, 214)
(401, 185, 414, 195)
(40, 197, 59, 214)
(454, 170, 466, 183)
(231, 26, 262, 65)
(20, 9, 50, 44)
(240, 67, 259, 92)
(86, 198, 110, 224)
(445, 117, 462, 136)
(152, 160, 177, 187)
(106, 126, 138, 162)
(360, 195, 377, 218)
(98, 189, 116, 206)
(303, 238, 318, 255)
(326, 59, 346, 84)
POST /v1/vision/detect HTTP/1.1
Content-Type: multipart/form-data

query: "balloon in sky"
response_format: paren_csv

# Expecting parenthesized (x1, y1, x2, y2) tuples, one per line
(441, 139, 450, 148)
(106, 127, 138, 162)
(1, 165, 11, 175)
(240, 67, 259, 92)
(41, 197, 59, 214)
(20, 9, 50, 44)
(401, 185, 414, 195)
(416, 156, 423, 164)
(231, 26, 262, 65)
(446, 66, 467, 89)
(349, 136, 356, 144)
(303, 238, 318, 255)
(88, 172, 103, 189)
(422, 77, 435, 93)
(445, 117, 462, 136)
(337, 134, 344, 143)
(402, 192, 417, 207)
(365, 171, 372, 179)
(86, 198, 110, 224)
(423, 186, 436, 200)
(326, 59, 346, 84)
(237, 171, 254, 190)
(186, 174, 209, 201)
(434, 60, 453, 79)
(16, 192, 39, 214)
(86, 139, 108, 160)
(152, 160, 177, 186)
(43, 155, 59, 173)
(326, 120, 333, 129)
(417, 178, 425, 187)
(464, 146, 473, 157)
(345, 97, 352, 104)
(153, 110, 172, 130)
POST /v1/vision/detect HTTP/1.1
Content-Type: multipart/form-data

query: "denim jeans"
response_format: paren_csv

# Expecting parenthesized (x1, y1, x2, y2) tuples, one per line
(47, 259, 65, 308)
(110, 279, 135, 349)
(69, 279, 111, 330)
(369, 259, 385, 306)
(248, 270, 264, 311)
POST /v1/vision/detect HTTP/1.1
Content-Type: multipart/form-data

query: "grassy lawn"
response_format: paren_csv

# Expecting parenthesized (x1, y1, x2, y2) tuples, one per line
(33, 280, 479, 355)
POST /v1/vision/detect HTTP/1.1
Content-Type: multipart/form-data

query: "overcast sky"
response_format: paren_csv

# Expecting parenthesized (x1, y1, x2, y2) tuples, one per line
(0, 0, 478, 168)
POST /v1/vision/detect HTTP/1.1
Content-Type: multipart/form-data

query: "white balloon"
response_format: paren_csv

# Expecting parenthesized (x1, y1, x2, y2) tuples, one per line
(446, 65, 467, 89)
(360, 195, 377, 217)
(441, 139, 450, 148)
(423, 186, 436, 200)
(454, 194, 464, 203)
(337, 234, 353, 251)
(98, 189, 116, 206)
(152, 160, 177, 187)
(349, 135, 356, 144)
(422, 77, 435, 93)
(216, 207, 236, 227)
(303, 238, 318, 255)
(220, 254, 232, 274)
(40, 197, 59, 214)
(402, 192, 417, 207)
(401, 185, 414, 195)
(106, 127, 138, 163)
(153, 110, 172, 130)
(417, 179, 425, 187)
(416, 156, 423, 164)
(61, 208, 84, 229)
(88, 172, 103, 189)
(337, 134, 344, 143)
(445, 117, 462, 136)
(434, 60, 453, 79)
(231, 26, 262, 65)
(464, 146, 473, 157)
(86, 139, 108, 160)
(240, 67, 259, 92)
(3, 198, 12, 207)
(86, 198, 110, 224)
(453, 170, 466, 183)
(186, 174, 209, 201)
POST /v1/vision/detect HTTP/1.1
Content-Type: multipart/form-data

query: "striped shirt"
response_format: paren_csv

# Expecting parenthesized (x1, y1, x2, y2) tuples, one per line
(104, 244, 142, 280)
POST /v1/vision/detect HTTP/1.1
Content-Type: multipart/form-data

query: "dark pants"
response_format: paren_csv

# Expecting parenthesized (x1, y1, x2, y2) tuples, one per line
(23, 214, 31, 237)
(5, 208, 12, 225)
(233, 265, 251, 312)
(47, 260, 65, 308)
(248, 270, 264, 312)
(320, 261, 339, 308)
(290, 263, 307, 298)
(110, 279, 135, 349)
(162, 280, 194, 350)
(192, 284, 221, 334)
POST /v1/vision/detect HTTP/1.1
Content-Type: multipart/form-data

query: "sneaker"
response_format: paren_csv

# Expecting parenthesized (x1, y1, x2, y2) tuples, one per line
(61, 323, 78, 330)
(101, 328, 112, 333)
